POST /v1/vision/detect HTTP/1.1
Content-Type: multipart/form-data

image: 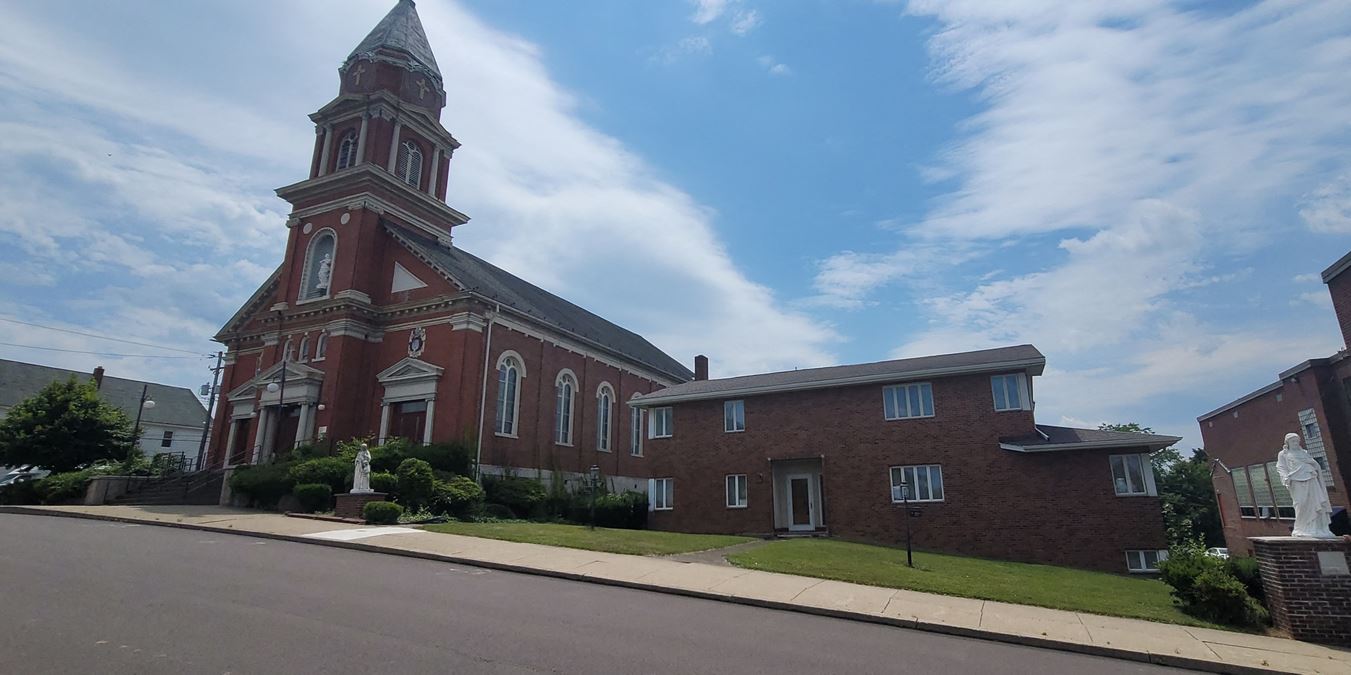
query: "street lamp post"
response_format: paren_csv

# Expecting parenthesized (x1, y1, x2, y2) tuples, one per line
(588, 465, 600, 530)
(899, 479, 914, 568)
(130, 384, 156, 457)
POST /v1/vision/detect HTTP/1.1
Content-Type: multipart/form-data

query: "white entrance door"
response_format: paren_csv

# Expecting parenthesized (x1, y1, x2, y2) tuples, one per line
(787, 473, 815, 532)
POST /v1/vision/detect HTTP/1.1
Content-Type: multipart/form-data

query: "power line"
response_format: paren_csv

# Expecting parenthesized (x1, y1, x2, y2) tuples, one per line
(0, 316, 206, 355)
(0, 341, 211, 360)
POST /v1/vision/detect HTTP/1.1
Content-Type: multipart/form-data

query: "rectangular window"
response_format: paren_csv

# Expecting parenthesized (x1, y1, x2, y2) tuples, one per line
(1232, 467, 1257, 518)
(1249, 463, 1276, 518)
(726, 474, 748, 508)
(160, 430, 173, 448)
(1304, 421, 1321, 439)
(890, 465, 944, 502)
(1110, 454, 1156, 496)
(883, 383, 934, 420)
(651, 478, 673, 511)
(991, 374, 1029, 411)
(649, 407, 673, 439)
(1267, 461, 1295, 519)
(1125, 549, 1169, 573)
(724, 400, 745, 432)
(630, 408, 644, 456)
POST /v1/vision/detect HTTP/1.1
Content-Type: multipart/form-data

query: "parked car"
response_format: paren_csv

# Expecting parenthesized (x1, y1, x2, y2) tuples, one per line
(1205, 547, 1230, 559)
(0, 465, 49, 487)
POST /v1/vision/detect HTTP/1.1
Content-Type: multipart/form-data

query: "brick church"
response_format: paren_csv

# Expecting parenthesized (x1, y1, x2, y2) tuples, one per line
(208, 0, 692, 489)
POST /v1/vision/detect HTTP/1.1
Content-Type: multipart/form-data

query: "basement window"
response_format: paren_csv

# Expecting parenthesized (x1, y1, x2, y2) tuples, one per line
(1125, 549, 1168, 573)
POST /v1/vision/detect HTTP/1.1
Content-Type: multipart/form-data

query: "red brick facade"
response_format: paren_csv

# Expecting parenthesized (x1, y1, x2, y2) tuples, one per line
(644, 371, 1169, 573)
(1251, 537, 1351, 645)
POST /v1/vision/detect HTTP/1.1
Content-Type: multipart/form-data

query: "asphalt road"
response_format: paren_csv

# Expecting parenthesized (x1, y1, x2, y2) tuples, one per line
(0, 515, 1193, 674)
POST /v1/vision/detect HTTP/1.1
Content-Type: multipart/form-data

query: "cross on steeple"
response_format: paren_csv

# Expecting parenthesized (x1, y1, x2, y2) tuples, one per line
(351, 64, 366, 85)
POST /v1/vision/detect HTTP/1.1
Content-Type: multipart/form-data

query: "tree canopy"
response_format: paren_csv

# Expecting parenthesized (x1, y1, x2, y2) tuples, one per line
(0, 377, 135, 472)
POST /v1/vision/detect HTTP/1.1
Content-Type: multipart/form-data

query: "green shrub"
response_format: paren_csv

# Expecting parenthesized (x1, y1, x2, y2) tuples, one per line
(292, 483, 333, 513)
(408, 441, 475, 475)
(1226, 556, 1265, 602)
(1159, 545, 1267, 627)
(596, 491, 649, 529)
(370, 438, 413, 473)
(228, 462, 296, 508)
(482, 503, 515, 520)
(289, 444, 329, 461)
(1159, 545, 1221, 602)
(430, 476, 485, 519)
(396, 458, 436, 510)
(33, 470, 93, 504)
(363, 500, 403, 525)
(484, 475, 547, 518)
(370, 471, 397, 495)
(0, 480, 41, 505)
(288, 457, 351, 494)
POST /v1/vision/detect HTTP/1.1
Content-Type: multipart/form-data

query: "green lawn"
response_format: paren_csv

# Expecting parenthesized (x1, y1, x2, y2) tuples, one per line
(423, 521, 752, 556)
(728, 539, 1223, 629)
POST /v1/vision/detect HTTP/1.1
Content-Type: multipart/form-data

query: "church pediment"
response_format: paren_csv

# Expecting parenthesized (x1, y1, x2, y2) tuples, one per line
(377, 356, 444, 383)
(257, 359, 326, 385)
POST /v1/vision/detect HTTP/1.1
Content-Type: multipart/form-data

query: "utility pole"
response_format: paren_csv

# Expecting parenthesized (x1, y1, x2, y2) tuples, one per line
(196, 351, 224, 471)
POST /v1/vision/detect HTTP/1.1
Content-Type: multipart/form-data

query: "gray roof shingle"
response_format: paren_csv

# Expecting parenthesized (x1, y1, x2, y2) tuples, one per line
(632, 344, 1046, 405)
(0, 359, 207, 429)
(1000, 424, 1179, 452)
(389, 223, 693, 382)
(347, 0, 441, 81)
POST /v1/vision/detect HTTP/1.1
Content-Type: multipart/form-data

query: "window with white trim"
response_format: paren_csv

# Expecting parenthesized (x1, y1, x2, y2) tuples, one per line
(596, 384, 614, 452)
(283, 338, 295, 363)
(991, 374, 1029, 411)
(1248, 462, 1277, 518)
(160, 430, 173, 448)
(724, 400, 745, 432)
(884, 382, 934, 420)
(395, 140, 423, 187)
(890, 464, 944, 502)
(726, 474, 748, 508)
(1125, 549, 1168, 573)
(1109, 454, 1156, 496)
(300, 230, 337, 301)
(1232, 466, 1256, 518)
(630, 407, 644, 456)
(313, 333, 328, 361)
(494, 355, 523, 436)
(555, 371, 576, 446)
(651, 478, 673, 510)
(298, 336, 310, 362)
(649, 406, 673, 439)
(336, 131, 358, 170)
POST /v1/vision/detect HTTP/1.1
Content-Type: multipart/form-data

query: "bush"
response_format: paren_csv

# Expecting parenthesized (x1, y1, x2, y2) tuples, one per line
(408, 441, 475, 475)
(1226, 556, 1264, 602)
(228, 462, 296, 508)
(396, 458, 436, 510)
(482, 503, 516, 520)
(430, 476, 485, 519)
(1159, 545, 1267, 627)
(292, 483, 333, 513)
(0, 480, 40, 505)
(595, 491, 648, 529)
(288, 457, 351, 494)
(484, 475, 547, 518)
(370, 438, 413, 473)
(33, 470, 92, 504)
(370, 471, 397, 495)
(363, 500, 403, 525)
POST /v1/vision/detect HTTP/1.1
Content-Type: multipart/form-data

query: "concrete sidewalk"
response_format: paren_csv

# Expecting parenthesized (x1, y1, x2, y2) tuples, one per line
(5, 505, 1347, 674)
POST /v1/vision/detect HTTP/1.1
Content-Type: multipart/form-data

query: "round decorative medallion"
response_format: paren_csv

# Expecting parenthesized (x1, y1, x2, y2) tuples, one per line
(302, 222, 314, 234)
(408, 326, 427, 358)
(340, 212, 351, 225)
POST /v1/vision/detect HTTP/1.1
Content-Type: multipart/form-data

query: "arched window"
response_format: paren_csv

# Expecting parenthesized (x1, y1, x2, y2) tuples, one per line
(301, 230, 337, 301)
(494, 352, 525, 436)
(335, 131, 358, 170)
(629, 393, 644, 457)
(297, 336, 310, 362)
(283, 337, 295, 363)
(395, 140, 423, 187)
(596, 383, 614, 452)
(554, 370, 577, 446)
(313, 333, 328, 360)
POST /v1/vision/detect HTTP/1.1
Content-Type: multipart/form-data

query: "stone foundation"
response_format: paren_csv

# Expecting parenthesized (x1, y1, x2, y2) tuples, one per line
(1251, 536, 1351, 645)
(334, 491, 388, 520)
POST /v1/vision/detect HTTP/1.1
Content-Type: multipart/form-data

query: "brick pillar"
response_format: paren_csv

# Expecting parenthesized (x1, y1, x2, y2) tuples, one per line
(1251, 536, 1351, 645)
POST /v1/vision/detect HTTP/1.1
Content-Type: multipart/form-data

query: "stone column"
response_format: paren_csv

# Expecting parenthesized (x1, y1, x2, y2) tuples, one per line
(386, 120, 403, 172)
(294, 403, 312, 447)
(355, 113, 369, 165)
(423, 398, 436, 445)
(378, 403, 391, 444)
(427, 147, 441, 196)
(317, 125, 333, 177)
(250, 408, 270, 464)
(223, 417, 240, 467)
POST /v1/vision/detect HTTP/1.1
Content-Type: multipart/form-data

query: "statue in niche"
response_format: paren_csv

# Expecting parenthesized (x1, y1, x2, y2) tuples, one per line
(351, 443, 373, 494)
(315, 253, 332, 292)
(1276, 433, 1335, 538)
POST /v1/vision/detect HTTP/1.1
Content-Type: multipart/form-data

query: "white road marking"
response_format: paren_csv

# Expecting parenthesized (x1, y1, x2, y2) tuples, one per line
(302, 527, 424, 541)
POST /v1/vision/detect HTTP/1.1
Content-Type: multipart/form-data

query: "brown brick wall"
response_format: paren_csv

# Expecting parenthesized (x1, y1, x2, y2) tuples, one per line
(1251, 537, 1351, 645)
(1327, 271, 1351, 351)
(647, 372, 1167, 573)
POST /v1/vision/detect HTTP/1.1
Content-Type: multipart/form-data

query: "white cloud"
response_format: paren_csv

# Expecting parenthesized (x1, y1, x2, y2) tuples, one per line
(690, 0, 730, 25)
(1293, 273, 1321, 284)
(652, 36, 714, 65)
(1293, 290, 1333, 309)
(1300, 175, 1351, 234)
(756, 55, 791, 76)
(731, 10, 763, 36)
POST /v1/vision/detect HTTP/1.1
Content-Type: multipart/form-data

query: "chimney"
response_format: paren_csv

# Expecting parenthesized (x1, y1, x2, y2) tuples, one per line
(92, 366, 105, 390)
(694, 355, 709, 381)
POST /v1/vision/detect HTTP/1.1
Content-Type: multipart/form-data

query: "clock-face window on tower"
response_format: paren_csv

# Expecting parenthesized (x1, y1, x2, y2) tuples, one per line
(395, 140, 423, 187)
(335, 130, 358, 170)
(301, 231, 337, 301)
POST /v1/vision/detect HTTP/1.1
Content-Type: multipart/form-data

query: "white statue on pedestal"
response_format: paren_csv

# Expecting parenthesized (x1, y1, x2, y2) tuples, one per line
(315, 253, 332, 291)
(351, 443, 373, 494)
(1276, 433, 1335, 538)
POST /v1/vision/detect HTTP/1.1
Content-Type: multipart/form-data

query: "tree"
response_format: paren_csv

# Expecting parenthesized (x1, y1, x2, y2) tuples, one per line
(0, 377, 134, 472)
(1100, 423, 1223, 547)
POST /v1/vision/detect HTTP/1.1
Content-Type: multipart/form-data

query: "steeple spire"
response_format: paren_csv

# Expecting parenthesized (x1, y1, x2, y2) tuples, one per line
(343, 0, 441, 85)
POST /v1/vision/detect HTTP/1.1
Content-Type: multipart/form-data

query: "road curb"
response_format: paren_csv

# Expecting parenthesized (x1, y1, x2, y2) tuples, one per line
(1, 507, 1295, 675)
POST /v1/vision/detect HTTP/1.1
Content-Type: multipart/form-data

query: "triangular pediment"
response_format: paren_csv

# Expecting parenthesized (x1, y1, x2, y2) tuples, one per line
(392, 261, 428, 293)
(377, 356, 444, 383)
(226, 381, 257, 402)
(257, 359, 326, 384)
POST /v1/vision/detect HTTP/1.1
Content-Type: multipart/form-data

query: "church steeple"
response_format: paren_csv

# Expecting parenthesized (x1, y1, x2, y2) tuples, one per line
(339, 0, 446, 118)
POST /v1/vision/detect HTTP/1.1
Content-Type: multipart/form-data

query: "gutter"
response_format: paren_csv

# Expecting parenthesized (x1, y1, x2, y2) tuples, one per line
(1000, 436, 1180, 453)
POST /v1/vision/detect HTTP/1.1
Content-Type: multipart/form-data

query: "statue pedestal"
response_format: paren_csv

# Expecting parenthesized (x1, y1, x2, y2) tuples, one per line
(335, 491, 387, 520)
(1250, 536, 1351, 644)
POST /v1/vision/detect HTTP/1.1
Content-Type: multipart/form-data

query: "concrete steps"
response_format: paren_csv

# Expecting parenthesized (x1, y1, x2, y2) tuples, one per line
(109, 471, 224, 506)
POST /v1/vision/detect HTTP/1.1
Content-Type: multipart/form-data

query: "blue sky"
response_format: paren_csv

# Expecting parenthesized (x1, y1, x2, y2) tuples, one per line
(1, 0, 1350, 450)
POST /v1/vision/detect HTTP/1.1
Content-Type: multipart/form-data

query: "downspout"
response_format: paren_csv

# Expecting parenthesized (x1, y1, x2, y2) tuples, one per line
(474, 303, 500, 482)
